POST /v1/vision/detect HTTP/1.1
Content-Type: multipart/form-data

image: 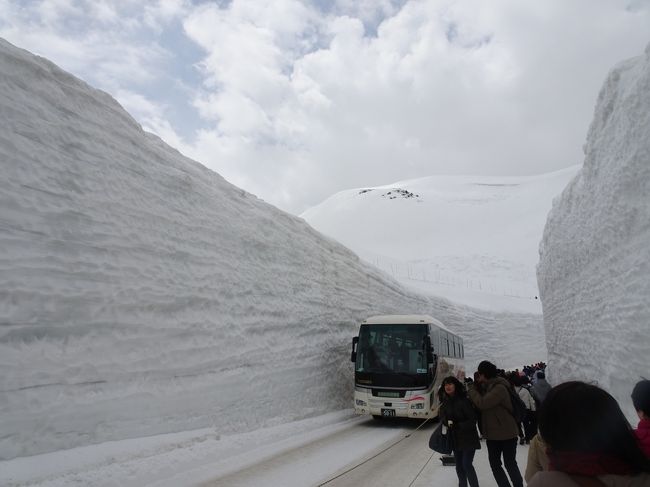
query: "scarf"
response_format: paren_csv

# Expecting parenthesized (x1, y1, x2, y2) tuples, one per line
(548, 451, 635, 477)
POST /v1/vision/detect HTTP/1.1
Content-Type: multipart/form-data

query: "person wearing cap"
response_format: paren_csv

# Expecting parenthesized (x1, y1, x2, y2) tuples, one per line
(468, 360, 523, 487)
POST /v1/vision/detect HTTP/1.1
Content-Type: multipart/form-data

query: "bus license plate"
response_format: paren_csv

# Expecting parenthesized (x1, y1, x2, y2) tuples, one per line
(381, 409, 395, 417)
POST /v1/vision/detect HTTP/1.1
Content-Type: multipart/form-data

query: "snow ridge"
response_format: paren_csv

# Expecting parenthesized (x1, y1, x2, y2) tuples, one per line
(302, 168, 578, 312)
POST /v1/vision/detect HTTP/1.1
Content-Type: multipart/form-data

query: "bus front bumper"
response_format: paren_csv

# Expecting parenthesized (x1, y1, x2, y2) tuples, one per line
(354, 391, 432, 418)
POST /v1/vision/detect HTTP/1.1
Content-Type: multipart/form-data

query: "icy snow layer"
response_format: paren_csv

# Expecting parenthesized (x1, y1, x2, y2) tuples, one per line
(538, 44, 650, 420)
(0, 37, 542, 460)
(302, 167, 578, 313)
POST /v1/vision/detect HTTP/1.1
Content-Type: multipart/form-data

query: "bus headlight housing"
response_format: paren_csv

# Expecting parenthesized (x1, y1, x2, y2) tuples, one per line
(410, 402, 424, 409)
(355, 399, 368, 407)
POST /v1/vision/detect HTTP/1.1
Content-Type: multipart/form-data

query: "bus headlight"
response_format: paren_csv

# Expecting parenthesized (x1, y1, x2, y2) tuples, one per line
(410, 403, 424, 409)
(356, 399, 368, 407)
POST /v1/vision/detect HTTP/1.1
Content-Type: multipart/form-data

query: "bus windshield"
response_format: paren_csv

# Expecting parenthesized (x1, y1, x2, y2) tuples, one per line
(355, 323, 428, 375)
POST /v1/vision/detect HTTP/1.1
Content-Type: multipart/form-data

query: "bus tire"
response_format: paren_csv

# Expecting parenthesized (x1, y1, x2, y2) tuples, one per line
(372, 415, 383, 421)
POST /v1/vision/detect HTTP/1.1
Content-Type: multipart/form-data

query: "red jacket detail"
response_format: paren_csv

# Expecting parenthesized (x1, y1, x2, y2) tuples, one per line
(635, 418, 650, 458)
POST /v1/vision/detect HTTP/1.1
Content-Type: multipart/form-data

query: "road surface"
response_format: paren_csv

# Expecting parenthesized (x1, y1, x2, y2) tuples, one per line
(204, 417, 530, 486)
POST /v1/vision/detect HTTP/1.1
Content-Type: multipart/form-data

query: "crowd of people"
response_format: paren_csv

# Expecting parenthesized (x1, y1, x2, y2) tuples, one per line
(435, 360, 650, 487)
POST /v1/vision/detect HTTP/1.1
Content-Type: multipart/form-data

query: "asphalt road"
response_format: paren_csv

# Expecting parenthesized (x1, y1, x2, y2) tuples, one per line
(204, 417, 530, 487)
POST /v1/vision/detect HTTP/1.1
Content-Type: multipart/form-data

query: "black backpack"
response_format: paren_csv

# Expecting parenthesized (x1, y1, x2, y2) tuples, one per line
(503, 385, 528, 423)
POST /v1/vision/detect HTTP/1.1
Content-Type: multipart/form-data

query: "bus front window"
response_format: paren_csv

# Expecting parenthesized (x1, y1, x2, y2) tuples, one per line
(355, 324, 428, 374)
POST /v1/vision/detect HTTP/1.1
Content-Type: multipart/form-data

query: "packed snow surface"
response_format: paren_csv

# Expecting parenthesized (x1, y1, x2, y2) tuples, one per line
(538, 43, 650, 421)
(302, 168, 578, 313)
(0, 37, 544, 465)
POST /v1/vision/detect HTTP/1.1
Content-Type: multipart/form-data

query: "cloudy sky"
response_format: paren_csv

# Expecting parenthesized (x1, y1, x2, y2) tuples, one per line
(1, 0, 648, 214)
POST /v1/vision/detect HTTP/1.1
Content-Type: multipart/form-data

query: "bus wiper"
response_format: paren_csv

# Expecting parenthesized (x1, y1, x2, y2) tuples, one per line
(388, 371, 417, 379)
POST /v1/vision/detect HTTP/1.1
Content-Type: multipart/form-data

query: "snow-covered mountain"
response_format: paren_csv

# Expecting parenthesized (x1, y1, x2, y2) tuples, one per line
(538, 43, 650, 421)
(0, 37, 543, 464)
(301, 168, 579, 313)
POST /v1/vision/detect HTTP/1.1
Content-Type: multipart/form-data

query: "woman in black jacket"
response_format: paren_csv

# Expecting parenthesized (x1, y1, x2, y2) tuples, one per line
(439, 376, 481, 487)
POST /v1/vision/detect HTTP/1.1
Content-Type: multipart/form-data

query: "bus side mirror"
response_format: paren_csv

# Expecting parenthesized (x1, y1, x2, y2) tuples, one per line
(351, 336, 359, 362)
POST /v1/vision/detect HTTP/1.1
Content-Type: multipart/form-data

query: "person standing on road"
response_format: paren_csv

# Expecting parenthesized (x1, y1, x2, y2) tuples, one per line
(516, 376, 537, 444)
(531, 371, 552, 407)
(439, 376, 481, 487)
(468, 361, 524, 487)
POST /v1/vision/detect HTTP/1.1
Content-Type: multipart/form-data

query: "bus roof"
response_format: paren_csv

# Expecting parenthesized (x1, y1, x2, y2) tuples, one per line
(362, 314, 453, 333)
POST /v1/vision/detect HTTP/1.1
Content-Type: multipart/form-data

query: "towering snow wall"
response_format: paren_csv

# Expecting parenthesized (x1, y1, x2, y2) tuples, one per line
(538, 44, 650, 420)
(0, 38, 542, 460)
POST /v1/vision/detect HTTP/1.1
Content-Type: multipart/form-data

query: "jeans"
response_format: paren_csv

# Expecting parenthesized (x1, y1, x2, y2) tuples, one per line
(486, 438, 523, 487)
(453, 449, 479, 487)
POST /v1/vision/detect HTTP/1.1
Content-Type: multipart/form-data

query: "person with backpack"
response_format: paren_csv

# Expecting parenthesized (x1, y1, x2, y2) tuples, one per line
(438, 376, 481, 487)
(516, 376, 537, 444)
(468, 361, 524, 487)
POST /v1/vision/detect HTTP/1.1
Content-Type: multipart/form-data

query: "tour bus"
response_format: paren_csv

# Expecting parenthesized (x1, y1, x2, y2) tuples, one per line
(350, 314, 465, 419)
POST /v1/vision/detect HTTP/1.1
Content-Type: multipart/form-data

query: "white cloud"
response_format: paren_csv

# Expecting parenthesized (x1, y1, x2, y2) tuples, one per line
(144, 0, 191, 30)
(332, 0, 405, 30)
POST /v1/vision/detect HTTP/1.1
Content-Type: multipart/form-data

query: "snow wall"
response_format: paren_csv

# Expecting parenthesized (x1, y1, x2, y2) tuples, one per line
(0, 38, 542, 460)
(538, 44, 650, 421)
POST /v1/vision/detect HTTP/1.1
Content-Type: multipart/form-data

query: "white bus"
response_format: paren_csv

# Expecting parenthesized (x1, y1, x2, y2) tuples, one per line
(350, 314, 465, 419)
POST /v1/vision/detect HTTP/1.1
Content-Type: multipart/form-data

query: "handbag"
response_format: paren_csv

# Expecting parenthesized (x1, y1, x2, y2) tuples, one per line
(428, 422, 453, 454)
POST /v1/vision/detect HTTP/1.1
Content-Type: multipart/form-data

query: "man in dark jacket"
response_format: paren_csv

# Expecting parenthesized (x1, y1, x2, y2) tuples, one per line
(468, 360, 524, 487)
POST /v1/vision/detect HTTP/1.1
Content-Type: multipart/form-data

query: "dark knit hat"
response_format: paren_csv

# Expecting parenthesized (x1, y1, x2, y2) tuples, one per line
(477, 360, 498, 379)
(631, 379, 650, 416)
